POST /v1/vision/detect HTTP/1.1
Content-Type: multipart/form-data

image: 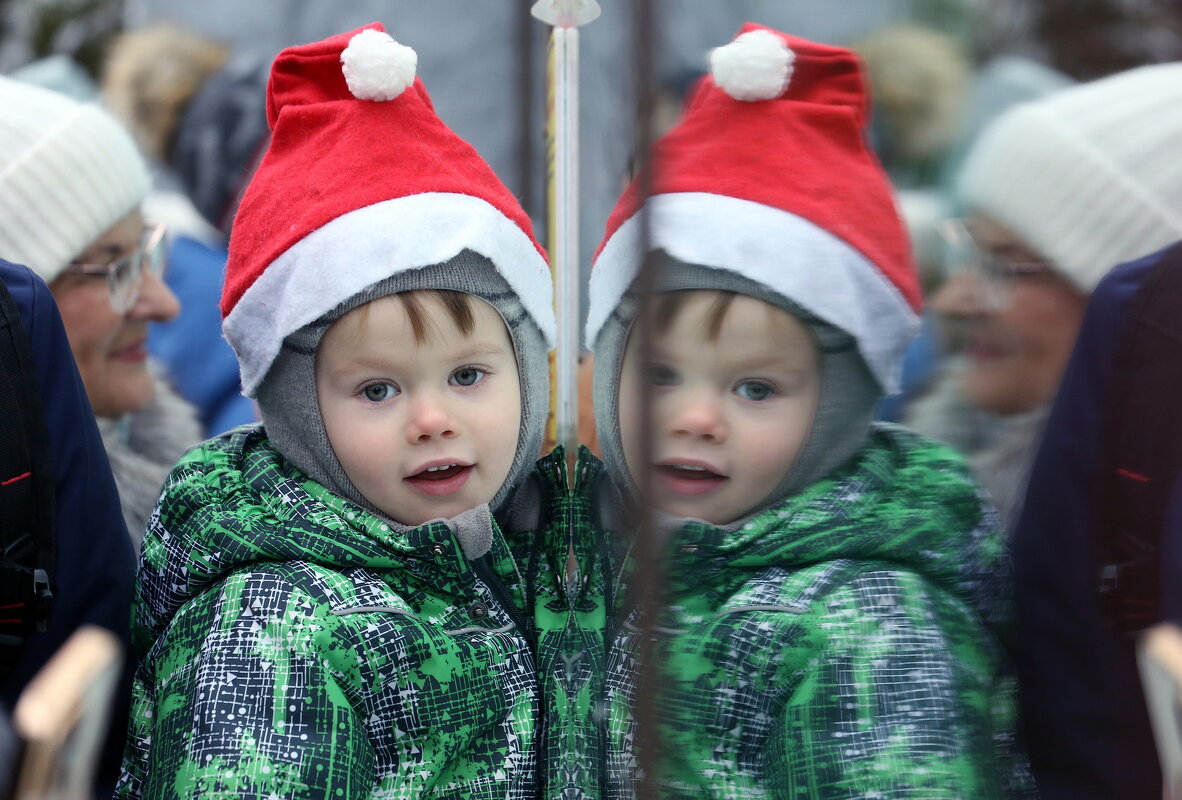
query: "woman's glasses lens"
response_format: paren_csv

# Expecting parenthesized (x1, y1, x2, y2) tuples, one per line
(65, 222, 168, 313)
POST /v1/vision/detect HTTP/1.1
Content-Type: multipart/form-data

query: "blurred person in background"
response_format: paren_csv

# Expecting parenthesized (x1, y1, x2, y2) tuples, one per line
(851, 22, 971, 423)
(0, 75, 201, 552)
(102, 22, 266, 436)
(977, 0, 1182, 82)
(905, 63, 1182, 533)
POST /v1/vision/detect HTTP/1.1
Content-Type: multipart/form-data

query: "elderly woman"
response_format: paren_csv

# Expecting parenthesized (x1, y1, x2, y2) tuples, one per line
(907, 63, 1182, 532)
(0, 75, 201, 550)
(906, 62, 1182, 800)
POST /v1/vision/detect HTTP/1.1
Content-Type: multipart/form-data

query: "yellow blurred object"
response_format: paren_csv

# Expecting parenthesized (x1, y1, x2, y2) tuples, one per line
(12, 626, 123, 800)
(102, 23, 229, 161)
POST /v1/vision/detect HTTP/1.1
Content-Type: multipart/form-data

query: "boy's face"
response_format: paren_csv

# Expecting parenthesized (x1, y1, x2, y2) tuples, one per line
(316, 293, 521, 526)
(619, 292, 820, 525)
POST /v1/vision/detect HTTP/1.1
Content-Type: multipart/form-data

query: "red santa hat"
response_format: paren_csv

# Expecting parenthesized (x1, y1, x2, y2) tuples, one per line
(585, 24, 920, 391)
(223, 23, 554, 397)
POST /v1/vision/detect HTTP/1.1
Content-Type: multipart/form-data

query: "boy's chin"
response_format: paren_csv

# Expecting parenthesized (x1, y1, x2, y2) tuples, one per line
(642, 494, 736, 528)
(382, 493, 501, 528)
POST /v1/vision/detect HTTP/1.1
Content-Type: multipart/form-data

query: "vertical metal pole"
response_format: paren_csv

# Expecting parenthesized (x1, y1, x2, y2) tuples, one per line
(532, 0, 599, 463)
(630, 0, 663, 795)
(553, 24, 579, 459)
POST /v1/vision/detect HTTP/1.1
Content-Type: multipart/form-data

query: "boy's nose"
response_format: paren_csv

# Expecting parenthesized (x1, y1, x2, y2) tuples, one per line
(666, 389, 728, 443)
(404, 393, 458, 443)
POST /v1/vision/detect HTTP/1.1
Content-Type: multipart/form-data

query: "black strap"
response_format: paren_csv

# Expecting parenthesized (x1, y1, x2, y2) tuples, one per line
(0, 275, 55, 678)
(1096, 242, 1182, 633)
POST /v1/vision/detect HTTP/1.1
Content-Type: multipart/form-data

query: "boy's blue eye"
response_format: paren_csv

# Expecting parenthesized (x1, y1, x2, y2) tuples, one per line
(362, 382, 398, 402)
(450, 367, 486, 387)
(648, 365, 678, 386)
(735, 381, 775, 401)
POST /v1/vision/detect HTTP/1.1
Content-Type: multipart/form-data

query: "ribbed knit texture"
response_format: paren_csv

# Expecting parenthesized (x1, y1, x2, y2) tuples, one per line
(958, 63, 1182, 292)
(0, 75, 149, 282)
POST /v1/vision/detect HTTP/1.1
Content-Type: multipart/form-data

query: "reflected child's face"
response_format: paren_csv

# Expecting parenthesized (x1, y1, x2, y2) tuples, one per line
(619, 291, 820, 525)
(315, 292, 521, 525)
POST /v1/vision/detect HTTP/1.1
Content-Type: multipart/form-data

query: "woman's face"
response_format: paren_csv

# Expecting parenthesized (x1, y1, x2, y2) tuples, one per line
(932, 214, 1088, 416)
(50, 210, 180, 418)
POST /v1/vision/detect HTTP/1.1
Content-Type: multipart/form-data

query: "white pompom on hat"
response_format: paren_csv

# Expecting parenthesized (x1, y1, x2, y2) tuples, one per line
(0, 75, 150, 282)
(709, 28, 795, 102)
(340, 27, 417, 101)
(957, 62, 1182, 293)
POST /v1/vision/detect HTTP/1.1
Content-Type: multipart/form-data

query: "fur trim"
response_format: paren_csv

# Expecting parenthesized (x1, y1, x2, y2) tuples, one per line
(97, 374, 203, 553)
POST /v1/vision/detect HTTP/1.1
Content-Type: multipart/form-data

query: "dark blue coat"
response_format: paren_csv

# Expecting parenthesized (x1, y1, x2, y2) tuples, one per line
(1012, 246, 1172, 799)
(0, 259, 135, 786)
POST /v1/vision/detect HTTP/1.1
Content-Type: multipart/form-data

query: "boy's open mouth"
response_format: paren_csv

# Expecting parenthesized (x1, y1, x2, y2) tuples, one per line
(404, 463, 474, 496)
(654, 462, 727, 495)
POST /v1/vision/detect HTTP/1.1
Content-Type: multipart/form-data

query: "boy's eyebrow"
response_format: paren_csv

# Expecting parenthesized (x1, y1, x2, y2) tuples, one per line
(332, 341, 509, 374)
(649, 343, 814, 372)
(451, 341, 510, 360)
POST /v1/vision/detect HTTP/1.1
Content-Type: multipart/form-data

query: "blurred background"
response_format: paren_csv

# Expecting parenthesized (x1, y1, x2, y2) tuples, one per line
(3, 0, 1178, 324)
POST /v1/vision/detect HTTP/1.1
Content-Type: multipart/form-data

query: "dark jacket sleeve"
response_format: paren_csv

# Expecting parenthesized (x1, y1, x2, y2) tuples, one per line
(1011, 249, 1163, 800)
(0, 259, 136, 790)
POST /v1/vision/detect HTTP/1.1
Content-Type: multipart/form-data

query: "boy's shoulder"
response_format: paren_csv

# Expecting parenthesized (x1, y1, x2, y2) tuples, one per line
(843, 423, 987, 511)
(870, 422, 976, 473)
(172, 422, 270, 469)
(160, 423, 305, 505)
(725, 425, 1004, 600)
(771, 423, 984, 517)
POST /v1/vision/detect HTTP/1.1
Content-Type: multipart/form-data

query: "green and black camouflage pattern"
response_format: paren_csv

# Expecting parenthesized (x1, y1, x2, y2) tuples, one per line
(533, 448, 617, 799)
(604, 426, 1034, 799)
(116, 426, 544, 799)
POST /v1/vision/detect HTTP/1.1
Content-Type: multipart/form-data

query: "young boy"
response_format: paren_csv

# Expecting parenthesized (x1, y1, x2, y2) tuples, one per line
(116, 25, 564, 799)
(587, 25, 1032, 797)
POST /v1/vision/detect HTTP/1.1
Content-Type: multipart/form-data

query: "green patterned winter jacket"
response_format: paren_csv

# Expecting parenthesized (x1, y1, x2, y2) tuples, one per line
(603, 426, 1033, 799)
(115, 426, 570, 799)
(534, 447, 615, 799)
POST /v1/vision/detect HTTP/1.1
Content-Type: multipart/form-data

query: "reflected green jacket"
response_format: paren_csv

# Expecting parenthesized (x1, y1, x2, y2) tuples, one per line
(533, 447, 616, 800)
(115, 426, 548, 800)
(605, 426, 1034, 799)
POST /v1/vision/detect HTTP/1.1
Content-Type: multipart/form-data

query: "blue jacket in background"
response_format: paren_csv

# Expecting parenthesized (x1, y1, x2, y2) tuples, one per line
(1012, 246, 1171, 800)
(149, 235, 256, 438)
(0, 259, 135, 788)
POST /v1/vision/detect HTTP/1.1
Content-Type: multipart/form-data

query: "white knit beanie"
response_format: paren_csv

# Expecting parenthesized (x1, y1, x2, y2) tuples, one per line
(957, 62, 1182, 293)
(0, 75, 150, 283)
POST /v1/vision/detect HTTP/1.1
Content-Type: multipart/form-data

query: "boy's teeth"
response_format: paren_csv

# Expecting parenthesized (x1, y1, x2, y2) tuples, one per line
(426, 464, 457, 472)
(675, 465, 706, 472)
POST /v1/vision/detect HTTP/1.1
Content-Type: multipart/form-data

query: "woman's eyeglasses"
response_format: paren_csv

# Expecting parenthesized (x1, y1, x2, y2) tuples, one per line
(937, 218, 1054, 309)
(63, 222, 168, 313)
